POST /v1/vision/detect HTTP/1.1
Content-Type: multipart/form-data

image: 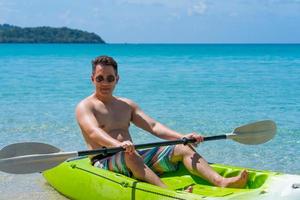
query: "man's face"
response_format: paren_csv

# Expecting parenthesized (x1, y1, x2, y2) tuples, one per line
(91, 64, 119, 96)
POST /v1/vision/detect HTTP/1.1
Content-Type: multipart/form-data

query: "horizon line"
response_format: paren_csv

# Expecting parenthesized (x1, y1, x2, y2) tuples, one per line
(1, 42, 300, 45)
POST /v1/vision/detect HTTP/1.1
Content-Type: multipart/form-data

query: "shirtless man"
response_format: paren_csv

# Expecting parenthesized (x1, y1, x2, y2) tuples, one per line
(76, 55, 248, 190)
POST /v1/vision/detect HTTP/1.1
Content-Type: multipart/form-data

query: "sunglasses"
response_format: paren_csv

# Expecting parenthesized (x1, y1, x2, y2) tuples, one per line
(95, 75, 116, 83)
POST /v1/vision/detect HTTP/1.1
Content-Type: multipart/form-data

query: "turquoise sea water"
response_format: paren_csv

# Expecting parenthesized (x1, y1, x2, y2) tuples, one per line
(0, 44, 299, 199)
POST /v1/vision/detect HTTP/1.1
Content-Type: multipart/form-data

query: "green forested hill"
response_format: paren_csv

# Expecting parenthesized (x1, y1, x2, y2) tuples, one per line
(0, 24, 105, 43)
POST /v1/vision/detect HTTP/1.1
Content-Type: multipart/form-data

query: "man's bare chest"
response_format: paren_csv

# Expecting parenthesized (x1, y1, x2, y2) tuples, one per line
(93, 104, 132, 130)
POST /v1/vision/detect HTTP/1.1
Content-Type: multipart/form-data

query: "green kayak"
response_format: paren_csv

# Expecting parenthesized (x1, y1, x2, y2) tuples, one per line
(43, 157, 300, 200)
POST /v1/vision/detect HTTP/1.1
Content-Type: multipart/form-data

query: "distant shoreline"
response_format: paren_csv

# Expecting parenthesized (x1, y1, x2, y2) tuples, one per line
(0, 42, 108, 44)
(0, 24, 105, 43)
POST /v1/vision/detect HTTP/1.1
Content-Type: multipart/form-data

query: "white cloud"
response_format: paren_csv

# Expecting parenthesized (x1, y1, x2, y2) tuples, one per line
(118, 0, 175, 6)
(118, 0, 208, 17)
(188, 0, 207, 16)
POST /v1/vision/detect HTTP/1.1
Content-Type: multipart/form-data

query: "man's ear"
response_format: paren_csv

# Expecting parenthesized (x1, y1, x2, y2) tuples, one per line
(91, 75, 94, 82)
(116, 75, 120, 83)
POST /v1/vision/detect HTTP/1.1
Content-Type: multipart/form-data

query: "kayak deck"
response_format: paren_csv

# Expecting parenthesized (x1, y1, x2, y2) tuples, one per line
(162, 164, 269, 196)
(43, 157, 299, 200)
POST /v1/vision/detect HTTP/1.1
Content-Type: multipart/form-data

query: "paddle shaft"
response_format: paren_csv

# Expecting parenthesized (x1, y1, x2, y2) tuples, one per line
(77, 135, 228, 157)
(77, 119, 276, 156)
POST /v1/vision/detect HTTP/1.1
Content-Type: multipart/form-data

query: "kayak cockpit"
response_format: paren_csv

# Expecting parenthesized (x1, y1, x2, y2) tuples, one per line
(160, 162, 272, 197)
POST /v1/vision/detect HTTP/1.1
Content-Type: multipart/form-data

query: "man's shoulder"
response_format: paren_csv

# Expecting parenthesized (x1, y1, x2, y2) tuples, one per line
(116, 97, 135, 105)
(116, 97, 139, 109)
(76, 95, 95, 112)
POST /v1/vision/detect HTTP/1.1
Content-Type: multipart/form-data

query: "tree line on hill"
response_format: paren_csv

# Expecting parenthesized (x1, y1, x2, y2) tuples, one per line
(0, 24, 105, 43)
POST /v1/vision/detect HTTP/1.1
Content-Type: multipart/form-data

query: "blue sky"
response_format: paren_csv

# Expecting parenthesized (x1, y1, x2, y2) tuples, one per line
(0, 0, 300, 43)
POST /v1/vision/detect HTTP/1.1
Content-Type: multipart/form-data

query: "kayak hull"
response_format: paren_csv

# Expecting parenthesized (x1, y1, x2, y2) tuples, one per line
(43, 157, 300, 200)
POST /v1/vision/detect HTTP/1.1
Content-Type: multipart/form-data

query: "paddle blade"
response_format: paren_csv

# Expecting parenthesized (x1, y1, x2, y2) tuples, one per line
(228, 120, 276, 145)
(0, 142, 77, 174)
(0, 142, 60, 158)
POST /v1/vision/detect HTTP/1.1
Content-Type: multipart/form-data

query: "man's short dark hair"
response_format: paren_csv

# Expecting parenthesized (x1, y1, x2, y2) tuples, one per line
(91, 55, 118, 75)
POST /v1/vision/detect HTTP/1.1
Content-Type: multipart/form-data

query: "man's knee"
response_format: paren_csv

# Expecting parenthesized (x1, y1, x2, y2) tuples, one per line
(124, 151, 144, 166)
(123, 151, 148, 179)
(174, 144, 196, 157)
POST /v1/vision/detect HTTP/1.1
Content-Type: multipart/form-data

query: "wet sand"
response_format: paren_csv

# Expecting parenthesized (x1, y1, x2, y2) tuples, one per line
(0, 172, 67, 200)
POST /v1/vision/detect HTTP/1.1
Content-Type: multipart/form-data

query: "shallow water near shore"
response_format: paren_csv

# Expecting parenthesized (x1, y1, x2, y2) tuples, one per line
(0, 44, 299, 199)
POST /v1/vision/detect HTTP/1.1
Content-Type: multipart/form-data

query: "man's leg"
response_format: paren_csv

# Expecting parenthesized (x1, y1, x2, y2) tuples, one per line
(124, 151, 167, 188)
(171, 144, 248, 188)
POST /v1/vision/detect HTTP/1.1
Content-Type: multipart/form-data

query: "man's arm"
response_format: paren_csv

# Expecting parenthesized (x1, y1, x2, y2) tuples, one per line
(76, 102, 121, 147)
(126, 99, 203, 143)
(127, 99, 184, 140)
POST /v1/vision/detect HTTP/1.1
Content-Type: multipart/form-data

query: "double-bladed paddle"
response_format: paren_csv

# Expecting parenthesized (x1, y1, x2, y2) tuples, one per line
(0, 120, 276, 174)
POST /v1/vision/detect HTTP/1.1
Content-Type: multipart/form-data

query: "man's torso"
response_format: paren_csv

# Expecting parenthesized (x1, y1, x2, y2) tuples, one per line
(82, 95, 133, 149)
